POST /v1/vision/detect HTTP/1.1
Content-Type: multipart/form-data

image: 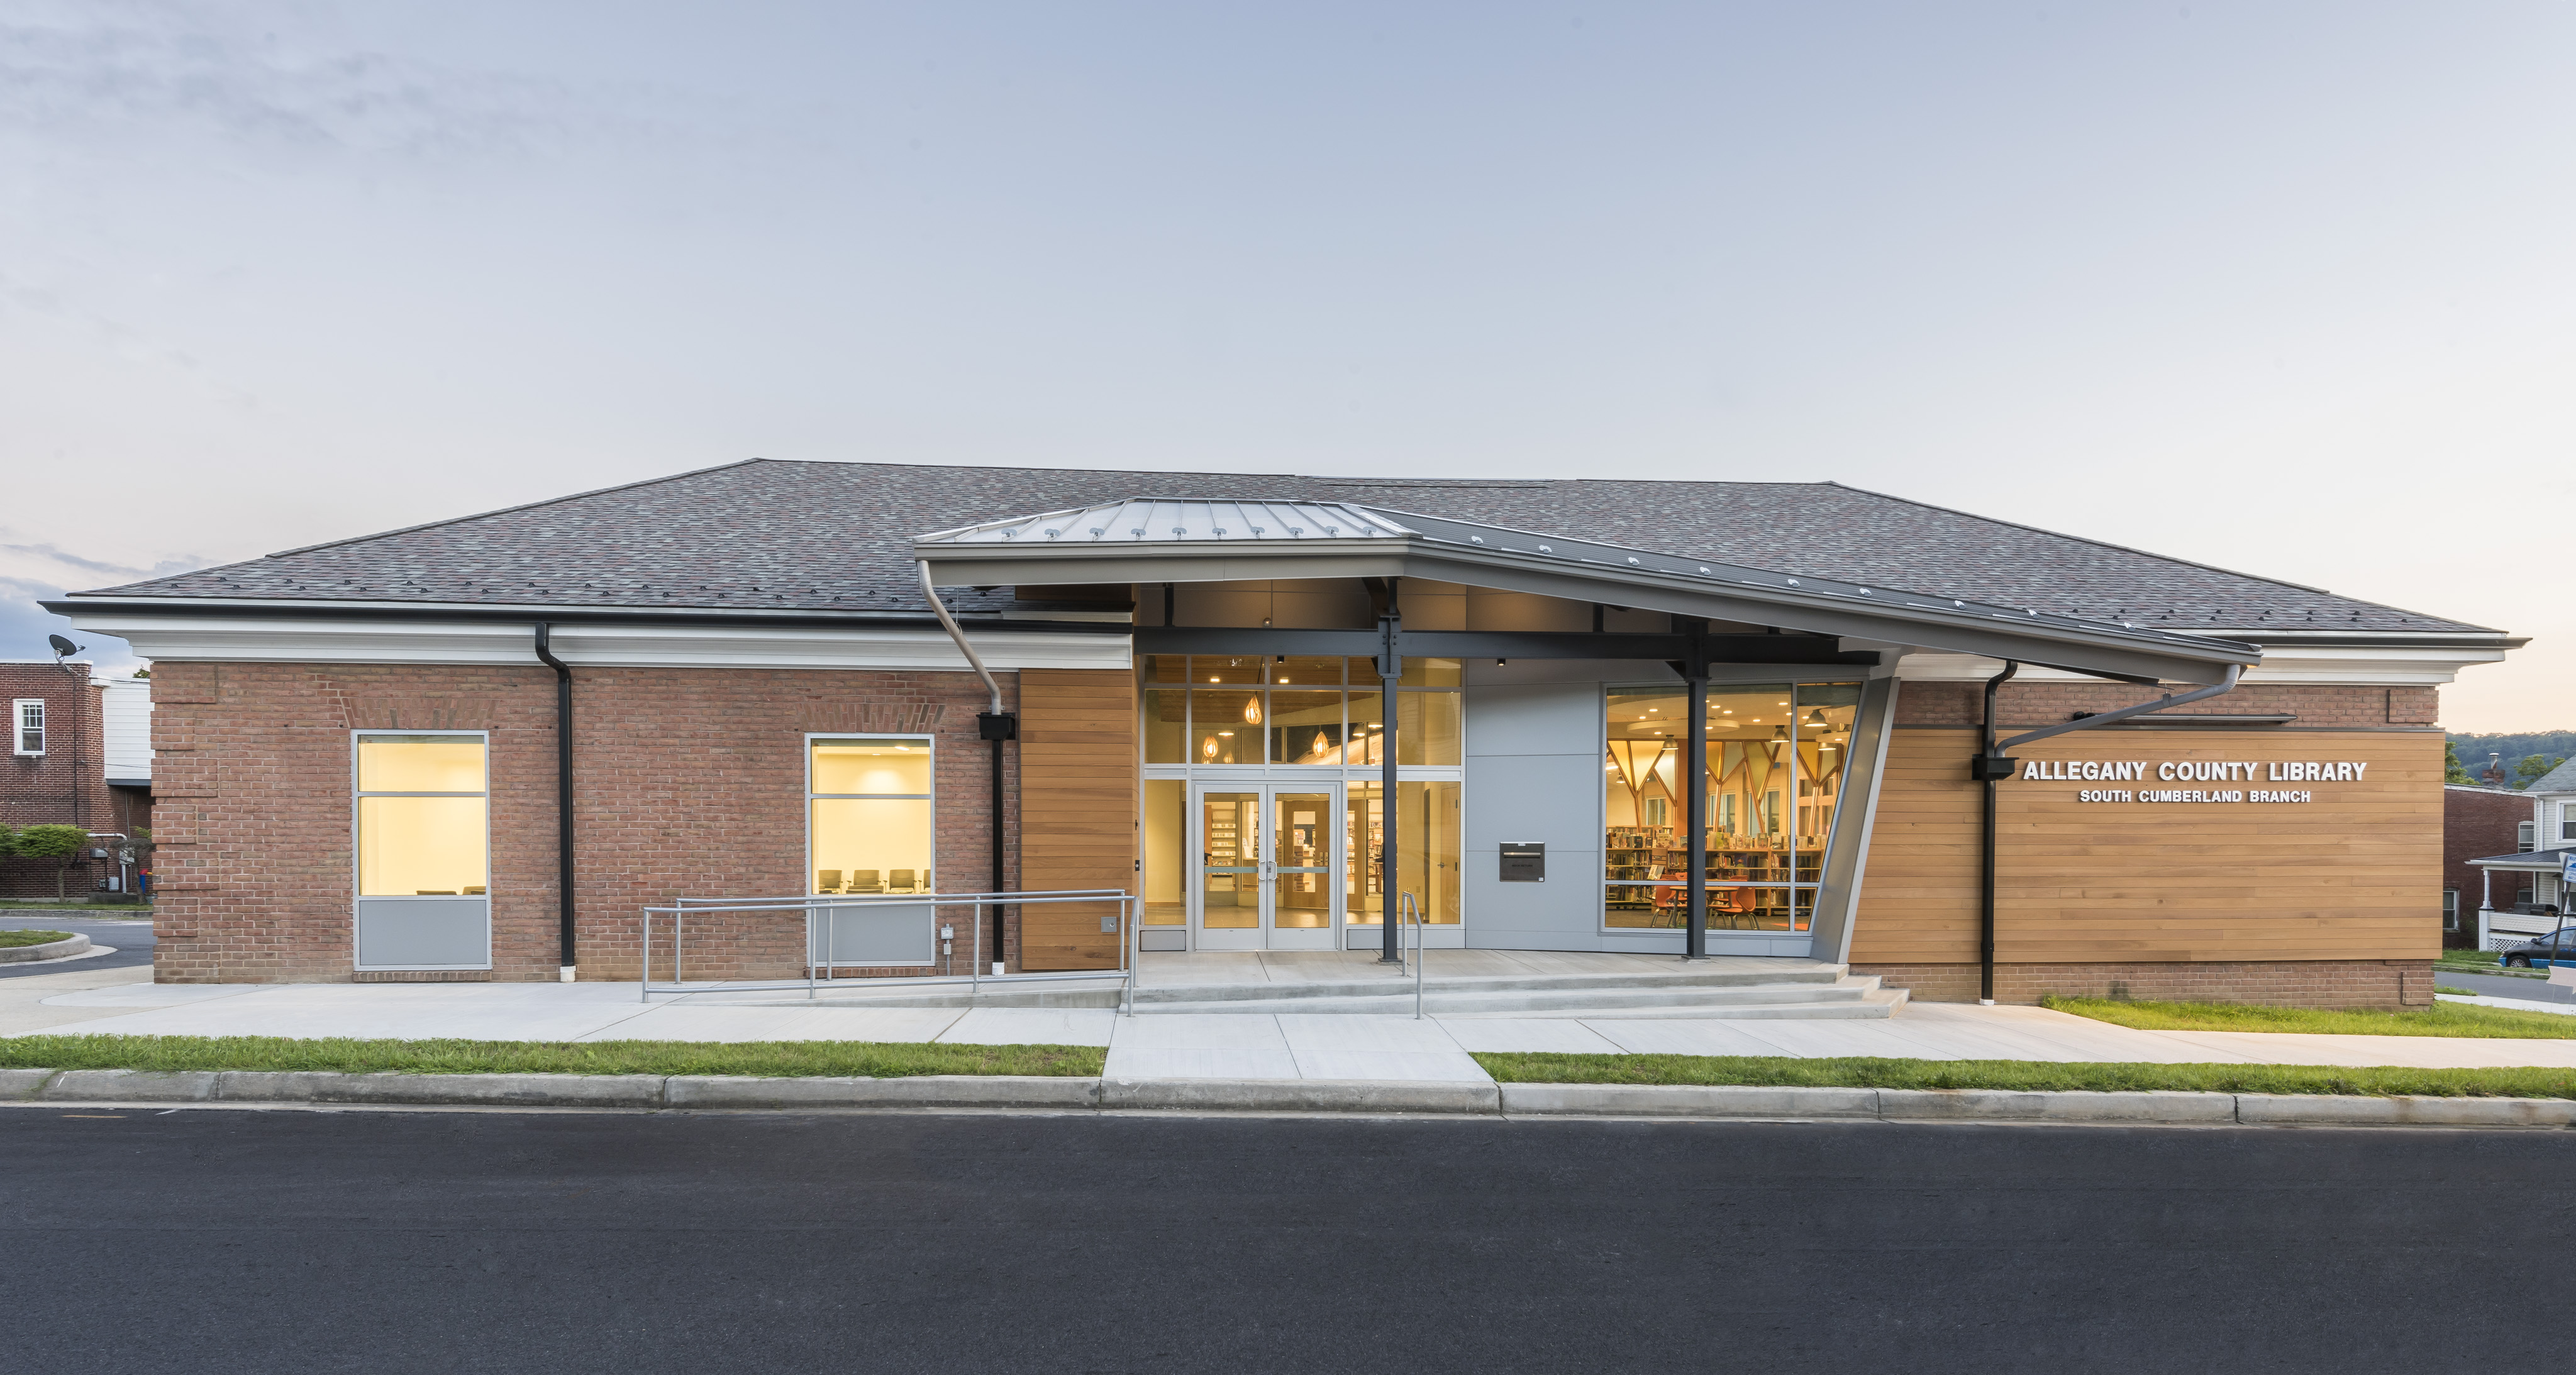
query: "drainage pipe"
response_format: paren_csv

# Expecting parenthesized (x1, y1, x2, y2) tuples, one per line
(532, 624, 577, 981)
(1971, 662, 2245, 1004)
(920, 563, 1014, 972)
(1976, 661, 2018, 1005)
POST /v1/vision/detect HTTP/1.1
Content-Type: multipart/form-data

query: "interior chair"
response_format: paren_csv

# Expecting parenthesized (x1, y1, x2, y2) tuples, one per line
(850, 870, 884, 893)
(887, 868, 917, 894)
(814, 870, 843, 894)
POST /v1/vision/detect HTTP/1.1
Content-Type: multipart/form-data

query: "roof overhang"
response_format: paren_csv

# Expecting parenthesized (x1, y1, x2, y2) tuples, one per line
(916, 499, 2263, 685)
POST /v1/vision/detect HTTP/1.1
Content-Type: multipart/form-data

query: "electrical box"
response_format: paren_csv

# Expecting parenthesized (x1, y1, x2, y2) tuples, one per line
(1500, 843, 1545, 883)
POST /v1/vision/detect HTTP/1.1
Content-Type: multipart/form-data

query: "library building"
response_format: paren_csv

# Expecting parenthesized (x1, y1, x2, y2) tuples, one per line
(53, 460, 2518, 1008)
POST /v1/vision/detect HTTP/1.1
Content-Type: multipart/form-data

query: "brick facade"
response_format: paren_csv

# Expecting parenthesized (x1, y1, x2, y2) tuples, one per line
(2444, 785, 2531, 946)
(0, 662, 121, 900)
(148, 661, 1017, 983)
(1853, 959, 2437, 1010)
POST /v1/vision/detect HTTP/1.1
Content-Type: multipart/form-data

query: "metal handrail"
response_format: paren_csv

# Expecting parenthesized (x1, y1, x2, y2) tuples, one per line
(640, 888, 1137, 1002)
(1399, 891, 1424, 1019)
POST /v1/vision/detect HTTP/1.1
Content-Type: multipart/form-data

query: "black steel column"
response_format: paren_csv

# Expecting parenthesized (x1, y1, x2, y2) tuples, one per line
(1684, 658, 1709, 961)
(1377, 583, 1403, 965)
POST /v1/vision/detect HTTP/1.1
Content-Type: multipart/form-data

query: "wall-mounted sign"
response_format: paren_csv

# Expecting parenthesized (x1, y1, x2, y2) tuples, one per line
(2032, 758, 2372, 806)
(2019, 759, 2369, 783)
(1500, 843, 1546, 883)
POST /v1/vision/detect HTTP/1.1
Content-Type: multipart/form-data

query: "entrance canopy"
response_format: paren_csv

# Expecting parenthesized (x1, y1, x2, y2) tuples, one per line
(916, 499, 2260, 685)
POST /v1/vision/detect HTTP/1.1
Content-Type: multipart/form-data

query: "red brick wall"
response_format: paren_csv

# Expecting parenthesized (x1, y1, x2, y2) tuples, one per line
(148, 661, 1017, 983)
(0, 663, 117, 899)
(1896, 678, 2439, 730)
(2445, 786, 2531, 945)
(1855, 959, 2436, 1010)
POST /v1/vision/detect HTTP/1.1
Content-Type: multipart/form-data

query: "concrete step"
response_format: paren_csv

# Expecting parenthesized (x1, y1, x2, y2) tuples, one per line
(1129, 976, 1897, 1017)
(1131, 964, 1848, 1007)
(1445, 986, 1911, 1020)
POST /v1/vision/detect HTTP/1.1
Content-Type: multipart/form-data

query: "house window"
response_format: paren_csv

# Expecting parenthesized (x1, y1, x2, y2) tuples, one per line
(12, 699, 41, 756)
(2561, 804, 2575, 842)
(809, 736, 933, 895)
(355, 734, 489, 897)
(2443, 890, 2460, 932)
(2519, 821, 2536, 853)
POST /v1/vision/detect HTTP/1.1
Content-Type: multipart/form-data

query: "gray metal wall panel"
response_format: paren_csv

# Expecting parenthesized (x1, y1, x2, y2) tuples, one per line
(355, 897, 491, 969)
(810, 903, 937, 967)
(1462, 683, 1603, 951)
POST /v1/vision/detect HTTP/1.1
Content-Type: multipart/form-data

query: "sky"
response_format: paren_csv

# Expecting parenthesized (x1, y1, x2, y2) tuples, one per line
(2, 1, 2568, 729)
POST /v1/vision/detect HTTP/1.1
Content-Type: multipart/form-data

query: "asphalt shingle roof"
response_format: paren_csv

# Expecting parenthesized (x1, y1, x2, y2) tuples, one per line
(75, 459, 2490, 632)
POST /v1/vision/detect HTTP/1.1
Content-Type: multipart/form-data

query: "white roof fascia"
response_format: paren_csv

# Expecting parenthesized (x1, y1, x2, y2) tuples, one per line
(918, 499, 2260, 685)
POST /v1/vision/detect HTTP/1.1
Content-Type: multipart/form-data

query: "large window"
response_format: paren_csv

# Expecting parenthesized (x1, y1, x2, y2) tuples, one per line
(1343, 781, 1462, 926)
(809, 737, 933, 895)
(1143, 655, 1461, 766)
(355, 734, 489, 897)
(1604, 682, 1861, 932)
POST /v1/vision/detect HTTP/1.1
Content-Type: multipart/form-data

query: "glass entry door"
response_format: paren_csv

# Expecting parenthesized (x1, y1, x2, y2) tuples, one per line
(1193, 783, 1343, 951)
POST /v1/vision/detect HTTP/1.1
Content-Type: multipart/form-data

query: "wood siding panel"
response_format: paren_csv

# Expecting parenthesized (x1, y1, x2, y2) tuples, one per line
(1018, 669, 1137, 970)
(1852, 727, 2442, 966)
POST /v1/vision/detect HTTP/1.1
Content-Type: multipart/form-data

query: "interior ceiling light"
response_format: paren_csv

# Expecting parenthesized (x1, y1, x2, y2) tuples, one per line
(1243, 699, 1263, 725)
(1806, 710, 1828, 725)
(1201, 737, 1220, 759)
(1218, 731, 1235, 737)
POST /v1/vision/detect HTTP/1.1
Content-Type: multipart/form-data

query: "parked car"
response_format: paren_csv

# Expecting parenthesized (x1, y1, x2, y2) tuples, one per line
(2499, 924, 2576, 968)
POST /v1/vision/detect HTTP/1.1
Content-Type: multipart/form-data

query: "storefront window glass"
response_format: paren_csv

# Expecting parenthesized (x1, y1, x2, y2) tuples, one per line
(1191, 690, 1263, 764)
(1345, 781, 1462, 925)
(1143, 654, 1189, 764)
(355, 734, 488, 897)
(809, 737, 933, 895)
(1141, 779, 1186, 926)
(1603, 683, 1860, 932)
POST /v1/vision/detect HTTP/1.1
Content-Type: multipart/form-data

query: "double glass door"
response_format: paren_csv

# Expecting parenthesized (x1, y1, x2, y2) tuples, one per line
(1195, 784, 1342, 951)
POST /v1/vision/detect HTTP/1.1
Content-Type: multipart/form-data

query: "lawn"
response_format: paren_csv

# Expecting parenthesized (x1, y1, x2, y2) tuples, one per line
(1468, 1052, 2576, 1098)
(0, 1034, 1105, 1078)
(0, 929, 72, 948)
(2041, 995, 2576, 1039)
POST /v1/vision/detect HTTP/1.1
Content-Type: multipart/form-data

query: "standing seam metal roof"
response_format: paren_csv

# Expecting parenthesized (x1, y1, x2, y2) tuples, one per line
(69, 459, 2494, 632)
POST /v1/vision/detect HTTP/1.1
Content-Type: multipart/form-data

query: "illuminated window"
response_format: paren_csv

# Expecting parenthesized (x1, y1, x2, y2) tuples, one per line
(355, 734, 489, 897)
(809, 737, 933, 895)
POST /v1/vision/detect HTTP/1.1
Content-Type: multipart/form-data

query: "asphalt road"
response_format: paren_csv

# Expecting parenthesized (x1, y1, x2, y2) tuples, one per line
(0, 909, 153, 979)
(2, 1108, 2565, 1374)
(2438, 964, 2576, 1003)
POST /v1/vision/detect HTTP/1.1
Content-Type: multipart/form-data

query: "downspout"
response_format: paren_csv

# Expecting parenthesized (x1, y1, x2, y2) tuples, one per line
(533, 625, 577, 982)
(1970, 662, 2246, 1005)
(1374, 578, 1403, 964)
(920, 562, 1016, 973)
(1972, 662, 2018, 1005)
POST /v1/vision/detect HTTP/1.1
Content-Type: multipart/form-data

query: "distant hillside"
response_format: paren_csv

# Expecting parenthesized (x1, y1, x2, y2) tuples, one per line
(2450, 731, 2576, 787)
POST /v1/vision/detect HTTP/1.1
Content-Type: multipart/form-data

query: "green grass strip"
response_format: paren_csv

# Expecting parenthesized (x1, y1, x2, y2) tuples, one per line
(0, 1034, 1104, 1078)
(2041, 995, 2576, 1039)
(0, 929, 73, 947)
(1469, 1052, 2576, 1098)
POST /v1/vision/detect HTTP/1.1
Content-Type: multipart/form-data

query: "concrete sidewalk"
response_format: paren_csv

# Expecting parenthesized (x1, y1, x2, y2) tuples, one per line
(14, 968, 2576, 1078)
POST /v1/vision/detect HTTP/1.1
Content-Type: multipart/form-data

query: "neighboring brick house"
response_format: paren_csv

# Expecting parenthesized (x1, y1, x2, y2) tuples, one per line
(49, 460, 2521, 1008)
(1, 660, 152, 899)
(2443, 785, 2529, 947)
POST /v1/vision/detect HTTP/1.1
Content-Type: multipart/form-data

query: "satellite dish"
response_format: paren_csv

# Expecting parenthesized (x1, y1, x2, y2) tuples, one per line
(47, 634, 81, 657)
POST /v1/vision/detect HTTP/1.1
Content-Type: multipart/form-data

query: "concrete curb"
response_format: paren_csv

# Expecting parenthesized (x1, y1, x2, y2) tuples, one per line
(0, 934, 91, 964)
(4, 1069, 2576, 1127)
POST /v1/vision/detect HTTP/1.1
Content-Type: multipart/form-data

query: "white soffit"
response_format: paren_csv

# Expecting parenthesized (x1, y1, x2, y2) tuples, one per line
(58, 614, 1131, 672)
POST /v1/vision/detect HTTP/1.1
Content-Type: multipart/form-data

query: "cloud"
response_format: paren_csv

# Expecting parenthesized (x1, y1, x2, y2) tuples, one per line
(0, 0, 605, 164)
